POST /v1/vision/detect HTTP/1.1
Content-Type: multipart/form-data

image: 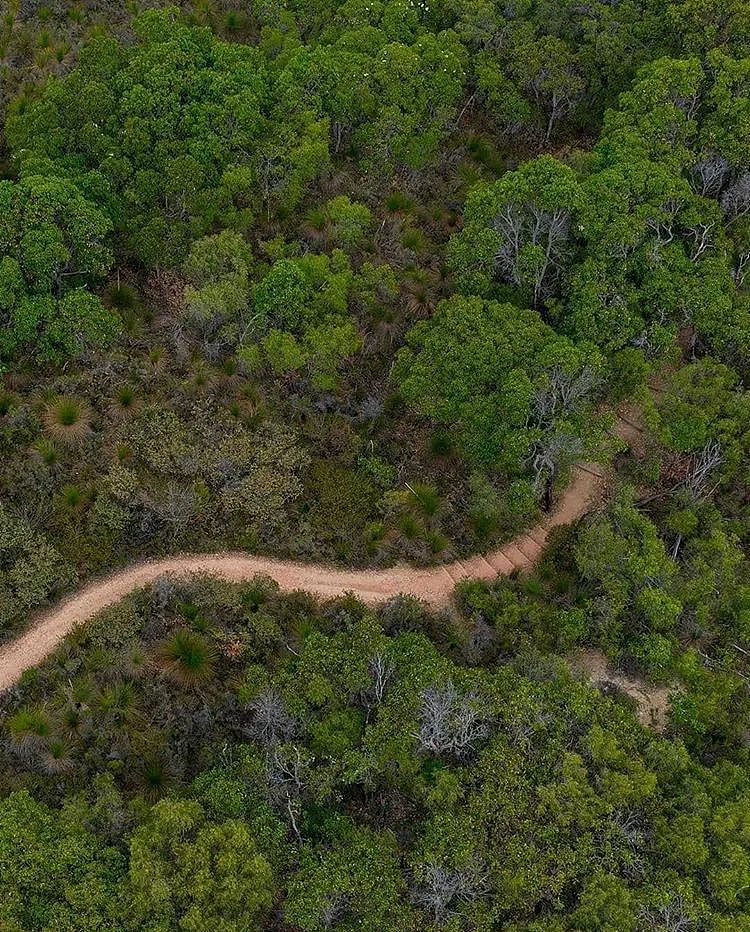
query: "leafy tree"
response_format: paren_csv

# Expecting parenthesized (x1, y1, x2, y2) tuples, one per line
(0, 503, 76, 629)
(248, 249, 364, 388)
(182, 231, 253, 329)
(277, 24, 467, 171)
(575, 492, 682, 658)
(448, 156, 583, 307)
(562, 55, 750, 358)
(501, 32, 584, 142)
(455, 0, 669, 137)
(7, 10, 328, 266)
(126, 797, 276, 930)
(396, 294, 606, 487)
(284, 825, 413, 931)
(0, 176, 119, 369)
(0, 791, 125, 930)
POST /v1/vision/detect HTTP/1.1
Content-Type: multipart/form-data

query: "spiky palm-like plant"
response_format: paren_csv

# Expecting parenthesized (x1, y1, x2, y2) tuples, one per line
(34, 437, 59, 465)
(134, 752, 179, 802)
(6, 707, 53, 752)
(43, 396, 92, 444)
(111, 383, 139, 417)
(157, 629, 217, 687)
(60, 484, 83, 508)
(40, 739, 75, 776)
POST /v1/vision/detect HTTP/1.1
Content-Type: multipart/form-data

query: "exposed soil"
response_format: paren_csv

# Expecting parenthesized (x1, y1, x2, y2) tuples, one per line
(568, 648, 673, 732)
(0, 415, 646, 694)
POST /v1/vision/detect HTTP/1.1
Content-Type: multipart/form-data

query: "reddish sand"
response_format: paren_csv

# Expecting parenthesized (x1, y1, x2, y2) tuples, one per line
(0, 416, 640, 691)
(569, 648, 672, 731)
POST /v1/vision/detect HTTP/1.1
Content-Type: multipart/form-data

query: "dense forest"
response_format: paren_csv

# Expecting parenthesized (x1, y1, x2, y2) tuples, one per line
(1, 0, 750, 928)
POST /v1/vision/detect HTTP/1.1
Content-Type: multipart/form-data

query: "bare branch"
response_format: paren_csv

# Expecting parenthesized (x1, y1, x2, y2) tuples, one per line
(265, 743, 307, 843)
(680, 439, 723, 501)
(492, 201, 573, 306)
(246, 687, 296, 746)
(638, 895, 696, 932)
(530, 366, 601, 430)
(411, 861, 490, 926)
(356, 653, 396, 721)
(721, 172, 750, 221)
(417, 682, 491, 759)
(690, 153, 730, 197)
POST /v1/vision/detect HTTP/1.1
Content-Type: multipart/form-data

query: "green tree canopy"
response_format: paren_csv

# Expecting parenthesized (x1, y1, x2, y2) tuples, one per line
(0, 791, 125, 931)
(448, 155, 583, 306)
(126, 797, 277, 930)
(6, 9, 329, 266)
(0, 175, 119, 369)
(396, 294, 606, 483)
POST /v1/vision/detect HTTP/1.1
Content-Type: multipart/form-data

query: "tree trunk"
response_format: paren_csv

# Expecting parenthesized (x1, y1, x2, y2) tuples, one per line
(543, 475, 553, 513)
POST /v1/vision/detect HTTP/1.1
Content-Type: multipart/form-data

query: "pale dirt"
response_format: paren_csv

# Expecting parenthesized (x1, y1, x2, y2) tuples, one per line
(569, 648, 673, 732)
(0, 414, 657, 705)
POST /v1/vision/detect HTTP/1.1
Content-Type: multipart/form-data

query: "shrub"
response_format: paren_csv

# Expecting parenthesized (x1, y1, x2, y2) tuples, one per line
(42, 396, 92, 444)
(157, 630, 218, 687)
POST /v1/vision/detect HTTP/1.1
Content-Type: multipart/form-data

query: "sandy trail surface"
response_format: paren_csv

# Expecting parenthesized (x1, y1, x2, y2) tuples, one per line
(569, 648, 673, 731)
(0, 416, 639, 691)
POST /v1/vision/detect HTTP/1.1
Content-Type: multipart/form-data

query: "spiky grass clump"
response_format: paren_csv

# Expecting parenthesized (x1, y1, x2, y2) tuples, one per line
(115, 384, 137, 410)
(43, 396, 92, 444)
(135, 753, 178, 801)
(407, 482, 442, 518)
(6, 707, 53, 751)
(157, 629, 217, 687)
(34, 437, 59, 466)
(41, 739, 75, 776)
(60, 484, 83, 508)
(109, 384, 139, 420)
(107, 282, 137, 311)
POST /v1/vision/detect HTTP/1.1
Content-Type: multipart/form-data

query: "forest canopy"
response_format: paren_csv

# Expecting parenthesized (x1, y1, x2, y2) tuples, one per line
(1, 0, 750, 929)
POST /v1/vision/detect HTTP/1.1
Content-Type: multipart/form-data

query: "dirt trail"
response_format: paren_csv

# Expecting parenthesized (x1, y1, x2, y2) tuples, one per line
(569, 649, 672, 731)
(0, 416, 639, 691)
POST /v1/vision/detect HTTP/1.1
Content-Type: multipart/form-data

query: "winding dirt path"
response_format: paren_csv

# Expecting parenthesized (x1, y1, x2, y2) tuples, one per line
(0, 416, 641, 690)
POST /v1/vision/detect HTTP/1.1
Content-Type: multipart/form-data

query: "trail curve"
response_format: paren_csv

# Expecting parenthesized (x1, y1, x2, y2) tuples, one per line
(0, 416, 639, 690)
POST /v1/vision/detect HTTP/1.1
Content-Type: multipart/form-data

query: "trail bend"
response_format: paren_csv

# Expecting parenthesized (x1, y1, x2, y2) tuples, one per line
(0, 416, 640, 690)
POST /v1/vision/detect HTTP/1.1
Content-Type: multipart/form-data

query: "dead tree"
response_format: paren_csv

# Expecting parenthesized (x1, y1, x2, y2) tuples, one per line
(320, 894, 349, 929)
(690, 153, 730, 197)
(358, 654, 396, 718)
(638, 895, 696, 932)
(417, 682, 490, 759)
(265, 743, 307, 843)
(526, 431, 584, 511)
(151, 482, 199, 539)
(530, 365, 601, 430)
(411, 861, 490, 926)
(681, 439, 723, 502)
(721, 172, 750, 221)
(247, 687, 296, 746)
(525, 366, 598, 509)
(462, 616, 499, 665)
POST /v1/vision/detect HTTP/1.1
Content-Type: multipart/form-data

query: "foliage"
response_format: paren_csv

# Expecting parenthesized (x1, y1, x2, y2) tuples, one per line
(3, 581, 750, 928)
(126, 798, 276, 930)
(6, 10, 328, 266)
(0, 504, 75, 631)
(397, 294, 607, 487)
(0, 790, 125, 931)
(1, 5, 750, 927)
(0, 175, 119, 369)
